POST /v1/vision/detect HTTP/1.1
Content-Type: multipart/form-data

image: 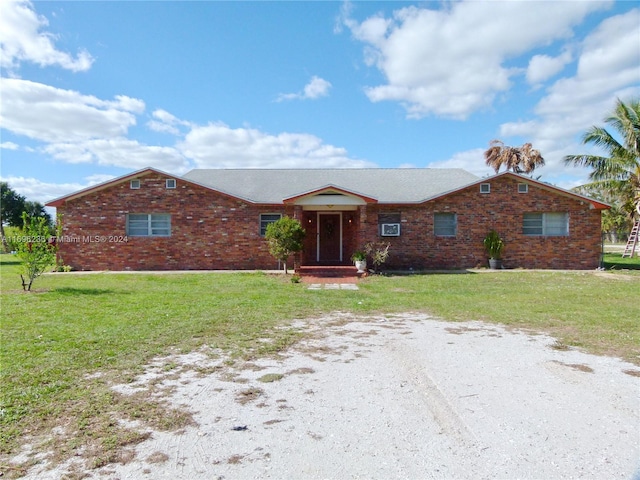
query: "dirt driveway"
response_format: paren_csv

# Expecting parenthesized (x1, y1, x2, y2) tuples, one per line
(23, 313, 640, 479)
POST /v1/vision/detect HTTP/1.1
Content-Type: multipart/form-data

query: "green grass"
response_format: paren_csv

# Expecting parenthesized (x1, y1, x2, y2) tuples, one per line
(1, 253, 639, 475)
(603, 252, 640, 270)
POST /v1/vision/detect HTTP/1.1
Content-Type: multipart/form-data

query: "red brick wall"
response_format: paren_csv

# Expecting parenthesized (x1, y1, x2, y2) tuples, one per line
(357, 176, 603, 270)
(56, 173, 289, 271)
(57, 173, 603, 271)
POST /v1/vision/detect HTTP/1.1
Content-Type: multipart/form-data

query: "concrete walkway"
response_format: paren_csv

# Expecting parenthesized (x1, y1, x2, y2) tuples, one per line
(306, 283, 359, 290)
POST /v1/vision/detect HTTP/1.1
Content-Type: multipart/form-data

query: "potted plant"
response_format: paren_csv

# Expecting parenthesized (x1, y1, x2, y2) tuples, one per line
(483, 230, 504, 269)
(350, 250, 367, 273)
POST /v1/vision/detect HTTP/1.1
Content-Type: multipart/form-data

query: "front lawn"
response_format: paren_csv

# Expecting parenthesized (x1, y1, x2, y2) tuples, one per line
(1, 253, 638, 475)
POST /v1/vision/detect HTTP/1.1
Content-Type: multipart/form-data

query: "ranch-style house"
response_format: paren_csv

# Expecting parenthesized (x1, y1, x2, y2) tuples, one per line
(46, 167, 609, 271)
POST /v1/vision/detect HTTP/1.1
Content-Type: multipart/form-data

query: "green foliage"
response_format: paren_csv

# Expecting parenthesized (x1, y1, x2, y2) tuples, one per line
(1, 253, 638, 469)
(483, 230, 504, 259)
(16, 213, 57, 291)
(265, 216, 306, 274)
(350, 250, 366, 262)
(1, 182, 53, 253)
(564, 99, 640, 220)
(0, 182, 26, 227)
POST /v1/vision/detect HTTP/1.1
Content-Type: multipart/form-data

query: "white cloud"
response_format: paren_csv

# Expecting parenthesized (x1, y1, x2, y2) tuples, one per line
(43, 138, 191, 173)
(428, 148, 494, 178)
(0, 175, 95, 205)
(0, 0, 93, 72)
(276, 76, 332, 102)
(343, 1, 611, 119)
(0, 78, 144, 142)
(1, 141, 20, 150)
(498, 8, 640, 184)
(526, 50, 573, 85)
(179, 122, 373, 169)
(146, 108, 193, 135)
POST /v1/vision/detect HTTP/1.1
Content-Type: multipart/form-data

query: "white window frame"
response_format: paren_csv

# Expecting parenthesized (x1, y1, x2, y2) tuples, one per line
(480, 183, 491, 194)
(127, 214, 171, 237)
(518, 183, 528, 193)
(523, 212, 568, 236)
(166, 179, 176, 189)
(260, 213, 282, 236)
(130, 179, 140, 189)
(434, 213, 457, 237)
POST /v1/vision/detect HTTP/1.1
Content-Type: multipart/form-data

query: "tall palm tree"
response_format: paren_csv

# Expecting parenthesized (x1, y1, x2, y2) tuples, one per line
(564, 99, 640, 218)
(484, 140, 545, 174)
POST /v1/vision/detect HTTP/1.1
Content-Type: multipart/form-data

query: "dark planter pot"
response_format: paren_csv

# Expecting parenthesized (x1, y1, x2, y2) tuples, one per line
(489, 258, 502, 269)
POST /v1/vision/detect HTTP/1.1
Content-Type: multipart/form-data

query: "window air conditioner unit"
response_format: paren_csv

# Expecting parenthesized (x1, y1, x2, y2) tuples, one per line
(381, 223, 400, 236)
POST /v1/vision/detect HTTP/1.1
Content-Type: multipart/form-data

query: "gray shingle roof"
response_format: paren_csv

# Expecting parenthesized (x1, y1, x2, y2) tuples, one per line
(182, 168, 480, 203)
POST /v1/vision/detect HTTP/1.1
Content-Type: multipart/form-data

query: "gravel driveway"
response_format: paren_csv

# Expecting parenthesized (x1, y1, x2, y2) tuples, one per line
(24, 313, 640, 479)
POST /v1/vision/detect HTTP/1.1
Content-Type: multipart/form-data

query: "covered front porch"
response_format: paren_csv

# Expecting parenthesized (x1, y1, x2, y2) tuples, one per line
(287, 186, 375, 267)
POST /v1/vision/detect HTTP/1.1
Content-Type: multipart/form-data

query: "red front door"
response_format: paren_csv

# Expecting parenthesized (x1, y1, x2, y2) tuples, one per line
(318, 214, 341, 263)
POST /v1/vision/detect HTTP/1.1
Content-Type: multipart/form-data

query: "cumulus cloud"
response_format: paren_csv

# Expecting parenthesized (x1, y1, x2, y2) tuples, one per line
(147, 109, 194, 135)
(342, 0, 611, 119)
(499, 8, 640, 181)
(178, 122, 373, 169)
(428, 148, 494, 178)
(0, 78, 144, 143)
(0, 0, 93, 72)
(526, 50, 573, 85)
(43, 138, 191, 173)
(1, 141, 20, 150)
(0, 175, 105, 204)
(276, 76, 332, 102)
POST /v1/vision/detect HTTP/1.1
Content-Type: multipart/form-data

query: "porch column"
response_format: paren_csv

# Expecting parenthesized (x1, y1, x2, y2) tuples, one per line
(358, 204, 368, 247)
(293, 205, 303, 272)
(293, 205, 303, 221)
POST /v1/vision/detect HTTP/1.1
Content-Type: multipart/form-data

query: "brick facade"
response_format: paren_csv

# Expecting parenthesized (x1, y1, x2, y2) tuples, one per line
(56, 172, 291, 271)
(356, 175, 603, 270)
(53, 171, 604, 271)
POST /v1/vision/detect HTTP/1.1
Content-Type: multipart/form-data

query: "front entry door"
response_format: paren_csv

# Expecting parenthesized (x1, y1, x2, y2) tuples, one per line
(318, 214, 341, 263)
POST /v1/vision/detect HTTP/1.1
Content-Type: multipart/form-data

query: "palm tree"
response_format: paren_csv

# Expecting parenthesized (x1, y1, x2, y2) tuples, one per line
(484, 140, 545, 174)
(564, 99, 640, 219)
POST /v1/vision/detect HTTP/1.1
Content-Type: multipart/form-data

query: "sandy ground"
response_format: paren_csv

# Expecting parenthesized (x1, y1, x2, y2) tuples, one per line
(19, 313, 640, 479)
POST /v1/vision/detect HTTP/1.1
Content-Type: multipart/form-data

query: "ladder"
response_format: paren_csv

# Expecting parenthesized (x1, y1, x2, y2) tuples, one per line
(622, 220, 639, 258)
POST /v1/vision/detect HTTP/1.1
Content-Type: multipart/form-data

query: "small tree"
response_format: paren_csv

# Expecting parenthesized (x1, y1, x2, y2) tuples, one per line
(16, 213, 57, 291)
(265, 216, 306, 274)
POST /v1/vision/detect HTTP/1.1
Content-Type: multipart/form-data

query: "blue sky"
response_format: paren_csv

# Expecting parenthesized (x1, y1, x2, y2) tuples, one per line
(1, 0, 639, 207)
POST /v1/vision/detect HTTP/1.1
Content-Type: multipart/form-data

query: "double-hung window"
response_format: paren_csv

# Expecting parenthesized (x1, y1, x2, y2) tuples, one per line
(260, 213, 282, 236)
(127, 214, 171, 236)
(434, 213, 457, 236)
(523, 213, 568, 236)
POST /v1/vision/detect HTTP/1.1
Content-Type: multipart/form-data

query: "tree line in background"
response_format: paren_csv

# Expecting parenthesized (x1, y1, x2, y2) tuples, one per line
(1, 182, 53, 253)
(1, 182, 58, 290)
(485, 98, 640, 242)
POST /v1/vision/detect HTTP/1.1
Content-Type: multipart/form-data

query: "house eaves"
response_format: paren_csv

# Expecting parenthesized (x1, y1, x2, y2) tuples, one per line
(283, 185, 378, 205)
(45, 167, 248, 207)
(418, 171, 611, 210)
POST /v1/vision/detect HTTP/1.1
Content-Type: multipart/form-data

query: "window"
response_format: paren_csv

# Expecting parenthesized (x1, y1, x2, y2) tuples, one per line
(523, 213, 568, 236)
(130, 180, 140, 189)
(378, 213, 401, 236)
(127, 214, 171, 236)
(166, 179, 176, 189)
(434, 213, 457, 236)
(260, 213, 282, 236)
(518, 183, 528, 193)
(480, 183, 491, 194)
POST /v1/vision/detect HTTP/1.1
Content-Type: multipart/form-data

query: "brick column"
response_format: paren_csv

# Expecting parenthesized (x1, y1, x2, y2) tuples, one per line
(293, 205, 303, 272)
(358, 205, 368, 247)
